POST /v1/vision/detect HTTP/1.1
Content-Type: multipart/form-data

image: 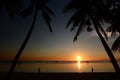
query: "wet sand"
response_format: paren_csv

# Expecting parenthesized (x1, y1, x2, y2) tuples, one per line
(0, 72, 119, 80)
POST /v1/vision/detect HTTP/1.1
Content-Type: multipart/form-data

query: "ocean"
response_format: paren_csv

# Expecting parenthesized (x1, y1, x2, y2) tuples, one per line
(1, 61, 120, 72)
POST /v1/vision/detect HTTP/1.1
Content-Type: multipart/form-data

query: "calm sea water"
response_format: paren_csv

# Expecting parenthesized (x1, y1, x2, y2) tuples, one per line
(0, 62, 120, 72)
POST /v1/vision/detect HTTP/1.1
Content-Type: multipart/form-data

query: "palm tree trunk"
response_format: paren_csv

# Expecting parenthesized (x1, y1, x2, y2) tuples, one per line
(6, 8, 38, 80)
(91, 17, 120, 79)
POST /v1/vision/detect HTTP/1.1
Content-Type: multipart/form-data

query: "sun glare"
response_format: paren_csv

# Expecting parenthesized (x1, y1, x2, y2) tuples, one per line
(76, 56, 81, 61)
(76, 56, 81, 69)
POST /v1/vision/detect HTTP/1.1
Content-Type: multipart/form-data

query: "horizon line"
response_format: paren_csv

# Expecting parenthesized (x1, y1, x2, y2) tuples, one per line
(0, 60, 120, 64)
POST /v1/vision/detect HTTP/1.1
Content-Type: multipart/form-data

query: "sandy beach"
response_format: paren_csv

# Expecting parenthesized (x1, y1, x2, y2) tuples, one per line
(0, 72, 119, 80)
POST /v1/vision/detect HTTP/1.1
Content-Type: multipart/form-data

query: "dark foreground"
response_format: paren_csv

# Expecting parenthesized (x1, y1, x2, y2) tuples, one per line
(0, 72, 119, 80)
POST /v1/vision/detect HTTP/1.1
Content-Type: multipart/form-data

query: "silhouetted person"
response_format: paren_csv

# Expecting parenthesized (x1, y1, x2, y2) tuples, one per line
(91, 67, 94, 72)
(38, 67, 40, 73)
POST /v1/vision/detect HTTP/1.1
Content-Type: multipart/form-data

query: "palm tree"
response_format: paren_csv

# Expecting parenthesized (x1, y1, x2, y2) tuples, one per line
(106, 0, 120, 52)
(6, 0, 54, 80)
(112, 36, 120, 52)
(64, 0, 120, 79)
(0, 0, 22, 16)
(106, 23, 120, 52)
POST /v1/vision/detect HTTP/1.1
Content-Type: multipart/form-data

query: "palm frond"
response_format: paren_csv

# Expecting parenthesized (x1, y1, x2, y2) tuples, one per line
(31, 0, 48, 7)
(93, 16, 108, 40)
(6, 0, 23, 16)
(42, 10, 52, 32)
(106, 0, 112, 8)
(98, 24, 108, 40)
(20, 5, 33, 17)
(85, 17, 93, 32)
(66, 9, 84, 29)
(87, 26, 93, 32)
(44, 6, 54, 15)
(64, 0, 88, 13)
(73, 15, 85, 42)
(0, 0, 4, 11)
(106, 24, 119, 36)
(95, 1, 112, 23)
(71, 22, 79, 31)
(112, 36, 120, 52)
(85, 18, 92, 26)
(66, 16, 73, 28)
(63, 0, 78, 13)
(99, 26, 108, 40)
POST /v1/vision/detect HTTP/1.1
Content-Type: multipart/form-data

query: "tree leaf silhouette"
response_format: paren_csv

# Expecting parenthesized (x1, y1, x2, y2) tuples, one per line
(42, 10, 52, 32)
(20, 5, 33, 17)
(112, 36, 120, 52)
(0, 0, 23, 16)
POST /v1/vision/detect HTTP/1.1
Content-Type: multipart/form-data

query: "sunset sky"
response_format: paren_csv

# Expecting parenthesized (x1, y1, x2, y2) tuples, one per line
(0, 0, 120, 61)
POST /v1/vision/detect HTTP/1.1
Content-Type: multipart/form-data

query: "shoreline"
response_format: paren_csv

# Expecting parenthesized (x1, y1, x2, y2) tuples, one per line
(0, 72, 118, 80)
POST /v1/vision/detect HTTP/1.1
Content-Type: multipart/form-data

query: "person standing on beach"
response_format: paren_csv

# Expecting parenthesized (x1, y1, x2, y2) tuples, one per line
(38, 68, 40, 73)
(91, 67, 94, 72)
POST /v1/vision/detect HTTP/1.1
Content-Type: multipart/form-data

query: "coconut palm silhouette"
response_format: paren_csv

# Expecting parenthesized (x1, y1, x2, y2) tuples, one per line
(5, 0, 54, 80)
(106, 0, 120, 52)
(64, 0, 120, 79)
(0, 0, 22, 16)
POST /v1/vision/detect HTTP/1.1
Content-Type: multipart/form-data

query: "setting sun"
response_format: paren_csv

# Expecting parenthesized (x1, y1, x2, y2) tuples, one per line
(76, 56, 81, 61)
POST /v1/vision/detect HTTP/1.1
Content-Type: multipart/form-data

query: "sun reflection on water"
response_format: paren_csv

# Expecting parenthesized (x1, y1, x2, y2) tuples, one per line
(78, 61, 81, 69)
(76, 56, 81, 69)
